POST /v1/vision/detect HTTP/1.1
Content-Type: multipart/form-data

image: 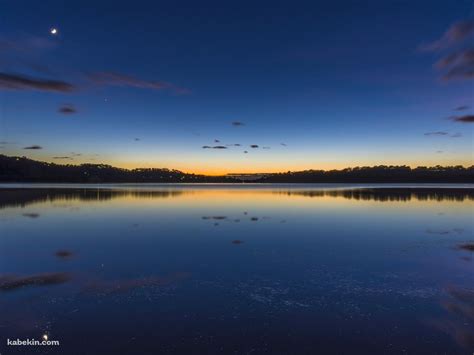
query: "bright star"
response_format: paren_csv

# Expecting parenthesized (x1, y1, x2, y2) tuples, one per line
(50, 28, 58, 35)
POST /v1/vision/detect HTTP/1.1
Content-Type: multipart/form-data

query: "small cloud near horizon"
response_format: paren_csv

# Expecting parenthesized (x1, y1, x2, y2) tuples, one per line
(454, 105, 470, 111)
(23, 145, 42, 150)
(52, 156, 73, 160)
(424, 131, 449, 136)
(202, 145, 227, 149)
(232, 121, 245, 126)
(450, 114, 474, 123)
(250, 144, 259, 148)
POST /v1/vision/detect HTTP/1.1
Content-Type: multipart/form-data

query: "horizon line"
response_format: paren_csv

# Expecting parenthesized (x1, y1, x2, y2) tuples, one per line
(2, 154, 473, 177)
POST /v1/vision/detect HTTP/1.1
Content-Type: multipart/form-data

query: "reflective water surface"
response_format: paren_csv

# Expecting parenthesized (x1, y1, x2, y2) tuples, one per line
(0, 184, 473, 354)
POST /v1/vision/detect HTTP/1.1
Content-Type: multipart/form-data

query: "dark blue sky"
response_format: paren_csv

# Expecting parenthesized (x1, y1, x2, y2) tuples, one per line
(0, 0, 472, 173)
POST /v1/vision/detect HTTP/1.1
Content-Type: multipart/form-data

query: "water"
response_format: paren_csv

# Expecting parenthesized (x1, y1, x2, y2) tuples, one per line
(0, 184, 473, 354)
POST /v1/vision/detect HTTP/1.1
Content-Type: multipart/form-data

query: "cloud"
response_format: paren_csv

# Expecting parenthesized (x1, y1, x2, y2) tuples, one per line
(450, 114, 474, 123)
(420, 20, 474, 51)
(424, 131, 449, 136)
(55, 250, 74, 259)
(280, 143, 287, 146)
(243, 150, 248, 154)
(438, 48, 474, 81)
(455, 105, 470, 111)
(58, 104, 77, 114)
(202, 145, 228, 149)
(214, 139, 220, 143)
(436, 150, 444, 154)
(250, 144, 259, 148)
(23, 145, 42, 150)
(134, 138, 140, 141)
(232, 121, 245, 126)
(262, 146, 271, 149)
(0, 72, 75, 92)
(424, 131, 463, 137)
(52, 156, 73, 160)
(0, 272, 70, 291)
(226, 143, 241, 147)
(87, 72, 190, 94)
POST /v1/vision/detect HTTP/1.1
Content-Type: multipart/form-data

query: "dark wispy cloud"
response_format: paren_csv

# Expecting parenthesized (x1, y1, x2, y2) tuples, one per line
(250, 144, 259, 148)
(420, 20, 474, 81)
(58, 104, 77, 114)
(231, 121, 245, 126)
(424, 131, 464, 137)
(280, 143, 287, 146)
(52, 156, 73, 160)
(450, 114, 474, 123)
(87, 72, 190, 94)
(436, 48, 474, 81)
(420, 20, 474, 51)
(436, 150, 444, 154)
(0, 272, 70, 291)
(243, 150, 248, 154)
(134, 138, 140, 141)
(424, 131, 449, 136)
(0, 72, 75, 92)
(226, 143, 241, 147)
(202, 145, 228, 149)
(23, 145, 42, 150)
(214, 139, 220, 143)
(454, 105, 470, 111)
(262, 146, 271, 149)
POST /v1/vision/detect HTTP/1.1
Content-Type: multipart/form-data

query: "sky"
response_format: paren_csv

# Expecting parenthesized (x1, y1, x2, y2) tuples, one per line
(0, 0, 473, 175)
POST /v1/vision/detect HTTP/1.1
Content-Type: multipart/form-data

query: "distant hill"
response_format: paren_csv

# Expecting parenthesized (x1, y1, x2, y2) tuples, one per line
(0, 155, 236, 183)
(0, 154, 473, 183)
(256, 165, 474, 183)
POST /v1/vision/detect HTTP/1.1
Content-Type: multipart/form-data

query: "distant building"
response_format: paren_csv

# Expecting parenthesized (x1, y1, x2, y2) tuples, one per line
(226, 173, 270, 181)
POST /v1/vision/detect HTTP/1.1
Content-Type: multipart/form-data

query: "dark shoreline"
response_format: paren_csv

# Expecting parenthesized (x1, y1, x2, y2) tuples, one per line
(1, 155, 473, 184)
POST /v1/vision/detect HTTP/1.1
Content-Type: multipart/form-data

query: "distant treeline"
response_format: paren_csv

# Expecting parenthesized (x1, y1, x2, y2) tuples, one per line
(0, 155, 236, 183)
(257, 165, 474, 183)
(0, 155, 473, 183)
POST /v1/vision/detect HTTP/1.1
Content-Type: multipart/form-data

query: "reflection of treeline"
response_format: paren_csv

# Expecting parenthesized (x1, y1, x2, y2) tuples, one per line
(1, 187, 472, 210)
(274, 188, 474, 202)
(0, 155, 237, 183)
(0, 189, 186, 209)
(259, 166, 474, 183)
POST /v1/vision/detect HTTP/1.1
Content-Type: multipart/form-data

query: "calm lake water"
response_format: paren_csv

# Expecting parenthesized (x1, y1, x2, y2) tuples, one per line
(0, 184, 473, 354)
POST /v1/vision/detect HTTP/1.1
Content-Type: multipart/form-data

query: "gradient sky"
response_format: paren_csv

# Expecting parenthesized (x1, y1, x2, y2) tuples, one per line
(0, 0, 473, 174)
